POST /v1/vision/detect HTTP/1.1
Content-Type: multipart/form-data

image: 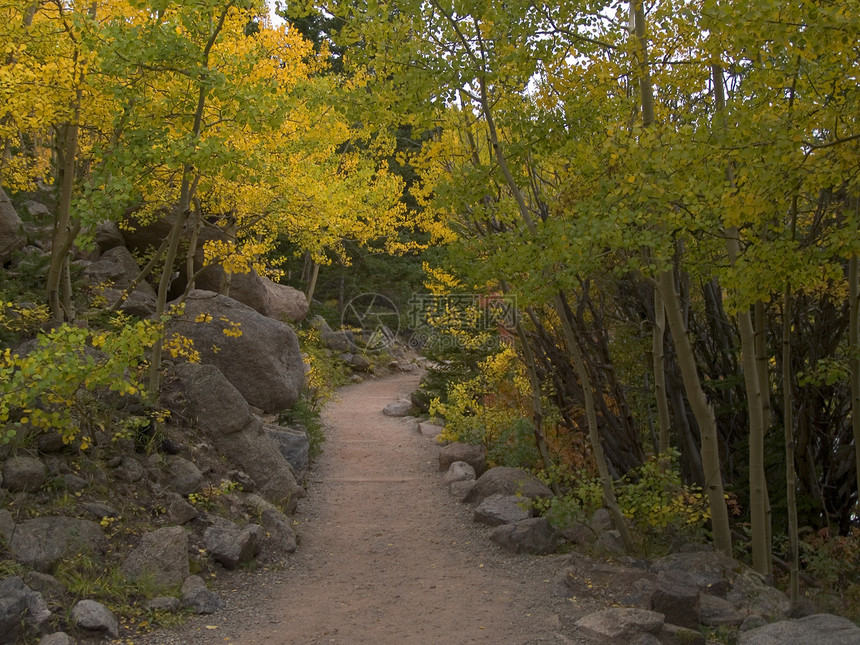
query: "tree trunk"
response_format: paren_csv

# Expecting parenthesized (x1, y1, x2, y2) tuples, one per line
(149, 1, 235, 391)
(659, 268, 733, 555)
(713, 63, 770, 574)
(654, 283, 671, 451)
(850, 197, 860, 518)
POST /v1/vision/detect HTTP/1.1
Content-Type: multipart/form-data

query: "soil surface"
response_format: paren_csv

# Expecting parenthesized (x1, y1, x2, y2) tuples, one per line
(138, 373, 606, 644)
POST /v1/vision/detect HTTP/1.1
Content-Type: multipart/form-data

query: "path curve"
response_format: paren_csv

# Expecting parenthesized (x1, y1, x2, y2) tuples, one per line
(140, 374, 599, 644)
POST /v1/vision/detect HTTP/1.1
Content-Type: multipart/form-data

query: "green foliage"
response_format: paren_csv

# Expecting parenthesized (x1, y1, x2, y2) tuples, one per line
(537, 452, 711, 552)
(0, 299, 49, 347)
(0, 317, 160, 449)
(798, 528, 860, 621)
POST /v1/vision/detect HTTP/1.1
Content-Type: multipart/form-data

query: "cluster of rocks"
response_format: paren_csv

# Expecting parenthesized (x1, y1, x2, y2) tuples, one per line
(1, 201, 328, 642)
(422, 435, 860, 645)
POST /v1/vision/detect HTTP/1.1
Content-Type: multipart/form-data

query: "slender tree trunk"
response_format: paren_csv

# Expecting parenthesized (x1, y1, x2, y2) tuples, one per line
(659, 268, 733, 555)
(150, 1, 235, 391)
(850, 197, 860, 515)
(783, 281, 800, 603)
(654, 283, 671, 451)
(306, 262, 320, 304)
(712, 63, 770, 574)
(554, 293, 634, 550)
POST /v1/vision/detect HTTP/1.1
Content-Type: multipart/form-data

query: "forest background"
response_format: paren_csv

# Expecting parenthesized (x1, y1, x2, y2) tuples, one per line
(1, 0, 859, 621)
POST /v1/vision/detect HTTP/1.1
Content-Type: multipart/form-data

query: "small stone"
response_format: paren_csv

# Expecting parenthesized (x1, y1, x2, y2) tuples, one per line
(740, 615, 767, 632)
(167, 494, 198, 525)
(448, 479, 477, 501)
(473, 494, 531, 527)
(61, 474, 87, 492)
(382, 401, 413, 417)
(490, 517, 556, 554)
(70, 599, 118, 638)
(168, 457, 204, 496)
(39, 633, 72, 645)
(181, 576, 224, 614)
(443, 461, 476, 485)
(418, 422, 443, 439)
(2, 456, 47, 492)
(147, 596, 180, 612)
(80, 502, 120, 519)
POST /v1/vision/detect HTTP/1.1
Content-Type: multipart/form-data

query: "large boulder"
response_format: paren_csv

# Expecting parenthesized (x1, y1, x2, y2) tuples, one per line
(650, 569, 700, 629)
(121, 526, 189, 588)
(463, 466, 553, 506)
(260, 277, 308, 322)
(8, 517, 106, 572)
(171, 363, 305, 511)
(83, 246, 156, 317)
(0, 188, 26, 263)
(166, 290, 304, 412)
(739, 614, 860, 645)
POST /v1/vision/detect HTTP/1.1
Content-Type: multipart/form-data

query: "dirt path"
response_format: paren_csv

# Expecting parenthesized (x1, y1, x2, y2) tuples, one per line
(139, 374, 603, 644)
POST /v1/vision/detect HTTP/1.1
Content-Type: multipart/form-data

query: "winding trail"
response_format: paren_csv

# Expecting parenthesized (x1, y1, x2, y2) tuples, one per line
(141, 374, 599, 644)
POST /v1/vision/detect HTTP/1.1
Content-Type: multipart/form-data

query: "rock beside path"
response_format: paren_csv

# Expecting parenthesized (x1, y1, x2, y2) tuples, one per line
(739, 613, 860, 645)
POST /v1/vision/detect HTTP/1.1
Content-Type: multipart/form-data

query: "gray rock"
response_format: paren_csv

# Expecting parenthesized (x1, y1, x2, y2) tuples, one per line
(343, 353, 371, 371)
(418, 422, 443, 439)
(23, 572, 66, 602)
(382, 401, 413, 417)
(0, 576, 50, 643)
(166, 290, 305, 412)
(168, 456, 204, 496)
(464, 466, 553, 506)
(0, 509, 14, 543)
(443, 461, 476, 485)
(0, 188, 26, 263)
(589, 508, 613, 533)
(180, 575, 224, 614)
(448, 479, 477, 501)
(650, 550, 739, 597)
(321, 330, 357, 352)
(60, 474, 87, 492)
(204, 521, 262, 569)
(93, 220, 125, 253)
(439, 442, 487, 476)
(727, 570, 790, 620)
(309, 315, 333, 335)
(36, 432, 66, 454)
(575, 608, 664, 643)
(21, 200, 50, 219)
(740, 615, 768, 632)
(700, 593, 744, 628)
(558, 520, 594, 546)
(80, 502, 119, 520)
(167, 493, 198, 525)
(39, 633, 72, 645)
(473, 494, 531, 527)
(116, 456, 145, 482)
(147, 596, 180, 612)
(8, 516, 106, 572)
(2, 455, 47, 492)
(490, 517, 556, 554)
(739, 614, 860, 645)
(661, 623, 705, 645)
(260, 277, 308, 322)
(410, 389, 431, 413)
(650, 569, 700, 629)
(259, 508, 297, 560)
(70, 599, 118, 638)
(122, 526, 189, 588)
(596, 529, 625, 555)
(265, 425, 310, 476)
(83, 246, 157, 316)
(171, 364, 305, 512)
